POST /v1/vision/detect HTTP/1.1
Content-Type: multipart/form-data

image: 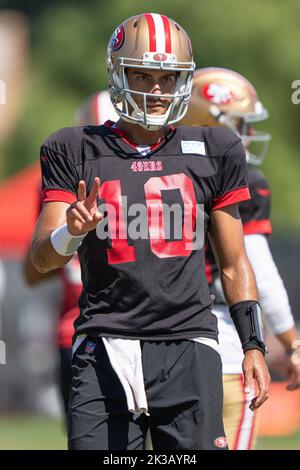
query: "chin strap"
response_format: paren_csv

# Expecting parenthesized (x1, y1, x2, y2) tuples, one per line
(209, 105, 228, 125)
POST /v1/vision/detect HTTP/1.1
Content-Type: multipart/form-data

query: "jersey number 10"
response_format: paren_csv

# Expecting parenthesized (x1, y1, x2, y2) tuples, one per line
(98, 173, 197, 264)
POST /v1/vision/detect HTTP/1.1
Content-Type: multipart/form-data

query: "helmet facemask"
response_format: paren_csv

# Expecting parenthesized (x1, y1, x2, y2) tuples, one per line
(210, 102, 271, 165)
(108, 55, 195, 131)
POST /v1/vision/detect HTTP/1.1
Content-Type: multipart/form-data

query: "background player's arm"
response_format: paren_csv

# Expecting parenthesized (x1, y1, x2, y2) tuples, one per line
(209, 203, 270, 409)
(244, 233, 300, 390)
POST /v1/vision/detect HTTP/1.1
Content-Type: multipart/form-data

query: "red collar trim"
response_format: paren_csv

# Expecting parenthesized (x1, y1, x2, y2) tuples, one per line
(104, 120, 174, 152)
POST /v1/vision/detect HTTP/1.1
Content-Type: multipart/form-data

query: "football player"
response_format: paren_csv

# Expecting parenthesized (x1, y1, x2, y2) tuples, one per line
(180, 67, 300, 449)
(30, 13, 270, 450)
(23, 91, 119, 421)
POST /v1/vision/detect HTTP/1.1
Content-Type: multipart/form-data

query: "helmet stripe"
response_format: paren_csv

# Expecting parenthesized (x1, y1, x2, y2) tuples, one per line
(161, 15, 171, 53)
(145, 13, 156, 52)
(151, 13, 166, 52)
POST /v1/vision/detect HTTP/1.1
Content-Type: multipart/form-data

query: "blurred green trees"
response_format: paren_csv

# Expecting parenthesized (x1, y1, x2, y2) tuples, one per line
(0, 0, 299, 227)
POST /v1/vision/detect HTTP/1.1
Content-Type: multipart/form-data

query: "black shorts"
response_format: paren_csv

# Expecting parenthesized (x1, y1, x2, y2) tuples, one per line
(58, 347, 72, 420)
(68, 337, 226, 450)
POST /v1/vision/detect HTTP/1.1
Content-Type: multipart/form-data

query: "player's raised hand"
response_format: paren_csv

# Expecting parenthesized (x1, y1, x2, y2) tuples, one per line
(242, 349, 271, 411)
(66, 177, 103, 236)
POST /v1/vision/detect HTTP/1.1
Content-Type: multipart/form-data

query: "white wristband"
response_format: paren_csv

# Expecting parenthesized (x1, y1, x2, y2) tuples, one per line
(50, 223, 87, 256)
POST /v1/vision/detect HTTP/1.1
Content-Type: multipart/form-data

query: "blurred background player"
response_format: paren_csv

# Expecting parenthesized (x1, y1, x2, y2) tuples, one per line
(180, 67, 300, 449)
(23, 91, 118, 421)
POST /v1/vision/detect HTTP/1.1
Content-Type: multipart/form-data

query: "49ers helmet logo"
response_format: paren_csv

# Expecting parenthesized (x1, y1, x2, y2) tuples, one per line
(214, 436, 228, 448)
(201, 83, 233, 105)
(153, 53, 168, 62)
(109, 25, 125, 51)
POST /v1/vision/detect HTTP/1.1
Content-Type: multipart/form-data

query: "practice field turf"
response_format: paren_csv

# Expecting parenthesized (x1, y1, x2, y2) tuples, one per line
(0, 416, 67, 450)
(0, 415, 299, 450)
(256, 431, 300, 450)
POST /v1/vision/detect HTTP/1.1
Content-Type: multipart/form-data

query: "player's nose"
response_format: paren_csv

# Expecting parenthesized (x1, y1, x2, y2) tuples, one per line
(150, 82, 163, 95)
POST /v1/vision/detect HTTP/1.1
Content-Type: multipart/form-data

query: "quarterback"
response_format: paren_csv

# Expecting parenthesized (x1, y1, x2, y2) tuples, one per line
(30, 13, 270, 450)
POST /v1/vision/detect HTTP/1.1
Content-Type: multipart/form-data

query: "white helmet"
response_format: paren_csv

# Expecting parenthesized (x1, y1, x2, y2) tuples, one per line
(75, 90, 119, 125)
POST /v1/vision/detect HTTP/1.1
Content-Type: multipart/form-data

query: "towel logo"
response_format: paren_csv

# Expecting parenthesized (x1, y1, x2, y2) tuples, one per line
(181, 140, 206, 155)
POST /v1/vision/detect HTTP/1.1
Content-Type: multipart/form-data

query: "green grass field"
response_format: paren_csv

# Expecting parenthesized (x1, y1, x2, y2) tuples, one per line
(0, 415, 299, 450)
(256, 430, 300, 450)
(0, 415, 67, 450)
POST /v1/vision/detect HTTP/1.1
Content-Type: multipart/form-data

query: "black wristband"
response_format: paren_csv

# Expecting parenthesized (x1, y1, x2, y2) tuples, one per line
(229, 300, 267, 355)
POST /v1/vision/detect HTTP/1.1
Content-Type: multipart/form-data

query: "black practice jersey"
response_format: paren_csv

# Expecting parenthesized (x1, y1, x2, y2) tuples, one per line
(205, 166, 272, 286)
(40, 123, 250, 341)
(240, 167, 272, 235)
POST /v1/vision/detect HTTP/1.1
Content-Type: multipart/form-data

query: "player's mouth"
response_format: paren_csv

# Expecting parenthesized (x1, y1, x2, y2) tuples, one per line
(146, 99, 169, 112)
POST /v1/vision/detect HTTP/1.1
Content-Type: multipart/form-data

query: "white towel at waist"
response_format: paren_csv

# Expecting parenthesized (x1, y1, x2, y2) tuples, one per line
(102, 337, 149, 417)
